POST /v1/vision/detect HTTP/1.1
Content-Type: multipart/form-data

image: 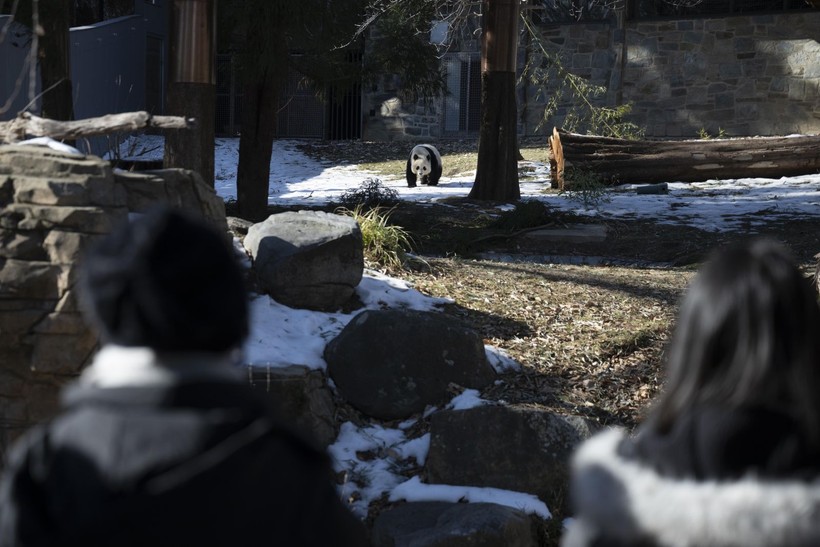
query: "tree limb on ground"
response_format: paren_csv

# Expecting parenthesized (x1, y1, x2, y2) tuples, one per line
(0, 111, 195, 144)
(548, 128, 820, 187)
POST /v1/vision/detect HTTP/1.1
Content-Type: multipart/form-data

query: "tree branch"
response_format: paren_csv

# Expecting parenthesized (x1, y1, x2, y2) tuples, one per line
(0, 111, 196, 144)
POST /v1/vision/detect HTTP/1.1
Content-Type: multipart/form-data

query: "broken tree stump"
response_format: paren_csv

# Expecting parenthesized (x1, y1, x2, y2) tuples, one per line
(547, 128, 820, 187)
(548, 127, 565, 190)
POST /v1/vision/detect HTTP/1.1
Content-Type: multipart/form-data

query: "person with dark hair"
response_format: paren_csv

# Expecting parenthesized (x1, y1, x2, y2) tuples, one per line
(563, 238, 820, 547)
(0, 207, 368, 547)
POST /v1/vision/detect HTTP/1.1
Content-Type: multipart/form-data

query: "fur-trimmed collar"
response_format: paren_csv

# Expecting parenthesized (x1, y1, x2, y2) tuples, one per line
(79, 345, 244, 388)
(569, 428, 820, 547)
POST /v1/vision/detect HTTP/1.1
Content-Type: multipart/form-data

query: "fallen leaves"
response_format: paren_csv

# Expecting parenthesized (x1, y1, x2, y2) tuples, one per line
(404, 258, 693, 429)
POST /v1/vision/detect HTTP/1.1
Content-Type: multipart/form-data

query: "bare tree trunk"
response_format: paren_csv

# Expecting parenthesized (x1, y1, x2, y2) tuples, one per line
(236, 71, 279, 221)
(164, 0, 216, 187)
(472, 71, 520, 200)
(165, 83, 215, 185)
(470, 0, 520, 202)
(38, 1, 74, 124)
(549, 129, 820, 186)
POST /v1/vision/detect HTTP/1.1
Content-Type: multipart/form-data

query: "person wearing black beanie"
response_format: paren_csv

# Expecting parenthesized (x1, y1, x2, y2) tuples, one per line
(0, 207, 368, 547)
(80, 206, 249, 353)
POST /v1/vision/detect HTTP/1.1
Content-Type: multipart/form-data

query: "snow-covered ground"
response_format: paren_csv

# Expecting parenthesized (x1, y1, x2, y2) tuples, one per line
(89, 134, 820, 521)
(116, 134, 820, 233)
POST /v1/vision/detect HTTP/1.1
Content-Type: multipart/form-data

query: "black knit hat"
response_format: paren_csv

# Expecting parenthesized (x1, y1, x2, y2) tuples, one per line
(79, 207, 249, 353)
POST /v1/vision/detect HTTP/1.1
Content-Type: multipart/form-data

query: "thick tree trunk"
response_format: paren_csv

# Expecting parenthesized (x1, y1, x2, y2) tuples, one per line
(236, 73, 279, 222)
(164, 0, 216, 186)
(470, 0, 520, 202)
(165, 83, 215, 186)
(471, 71, 520, 201)
(549, 129, 820, 187)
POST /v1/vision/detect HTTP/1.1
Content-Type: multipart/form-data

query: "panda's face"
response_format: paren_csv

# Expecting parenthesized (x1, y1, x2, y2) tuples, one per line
(412, 152, 431, 176)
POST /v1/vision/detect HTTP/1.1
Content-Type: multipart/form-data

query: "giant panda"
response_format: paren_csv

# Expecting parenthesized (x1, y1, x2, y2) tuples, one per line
(406, 144, 442, 187)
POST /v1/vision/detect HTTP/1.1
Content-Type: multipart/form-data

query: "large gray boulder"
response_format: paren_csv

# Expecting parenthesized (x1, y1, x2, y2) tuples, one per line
(247, 365, 337, 447)
(425, 405, 595, 513)
(243, 211, 363, 311)
(324, 309, 497, 420)
(371, 502, 541, 547)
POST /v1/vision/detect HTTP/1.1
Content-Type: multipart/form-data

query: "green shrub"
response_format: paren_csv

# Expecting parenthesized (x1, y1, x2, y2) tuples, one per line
(337, 205, 413, 272)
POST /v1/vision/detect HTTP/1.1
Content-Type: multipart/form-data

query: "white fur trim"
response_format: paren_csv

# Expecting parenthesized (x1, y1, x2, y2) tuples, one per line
(80, 345, 243, 387)
(572, 428, 820, 547)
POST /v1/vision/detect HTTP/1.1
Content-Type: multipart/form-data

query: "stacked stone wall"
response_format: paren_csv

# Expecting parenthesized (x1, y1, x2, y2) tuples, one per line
(0, 145, 227, 465)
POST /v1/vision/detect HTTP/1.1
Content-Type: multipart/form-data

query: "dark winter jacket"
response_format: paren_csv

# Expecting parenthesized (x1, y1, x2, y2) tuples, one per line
(562, 406, 820, 547)
(0, 350, 368, 547)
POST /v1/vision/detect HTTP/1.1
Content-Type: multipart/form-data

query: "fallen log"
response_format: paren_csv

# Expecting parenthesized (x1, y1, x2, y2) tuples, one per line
(0, 111, 195, 144)
(547, 128, 820, 188)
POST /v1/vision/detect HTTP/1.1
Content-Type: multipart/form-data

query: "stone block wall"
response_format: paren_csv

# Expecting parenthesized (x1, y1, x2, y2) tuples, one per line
(620, 13, 820, 136)
(363, 10, 819, 140)
(0, 145, 227, 465)
(362, 74, 444, 141)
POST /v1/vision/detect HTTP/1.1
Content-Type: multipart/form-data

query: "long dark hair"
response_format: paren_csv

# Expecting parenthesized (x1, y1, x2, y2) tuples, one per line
(647, 239, 820, 447)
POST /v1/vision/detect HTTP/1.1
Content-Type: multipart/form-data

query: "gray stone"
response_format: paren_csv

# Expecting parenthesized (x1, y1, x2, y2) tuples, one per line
(248, 365, 338, 447)
(43, 230, 90, 264)
(3, 203, 126, 234)
(12, 175, 126, 208)
(29, 331, 97, 374)
(524, 223, 607, 244)
(114, 168, 227, 230)
(244, 211, 364, 311)
(372, 502, 540, 547)
(0, 259, 64, 300)
(635, 183, 669, 195)
(0, 228, 47, 260)
(324, 309, 496, 420)
(426, 405, 595, 513)
(226, 216, 254, 236)
(0, 146, 112, 179)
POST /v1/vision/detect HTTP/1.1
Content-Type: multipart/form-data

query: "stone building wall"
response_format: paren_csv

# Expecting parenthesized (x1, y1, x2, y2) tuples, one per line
(0, 145, 227, 465)
(363, 10, 820, 140)
(618, 12, 820, 137)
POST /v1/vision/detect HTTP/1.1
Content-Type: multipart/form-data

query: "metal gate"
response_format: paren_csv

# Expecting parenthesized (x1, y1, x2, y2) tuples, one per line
(215, 53, 362, 140)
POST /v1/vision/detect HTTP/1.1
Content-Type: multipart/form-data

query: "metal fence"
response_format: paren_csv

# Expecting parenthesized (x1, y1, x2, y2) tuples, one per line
(215, 54, 362, 140)
(443, 53, 482, 136)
